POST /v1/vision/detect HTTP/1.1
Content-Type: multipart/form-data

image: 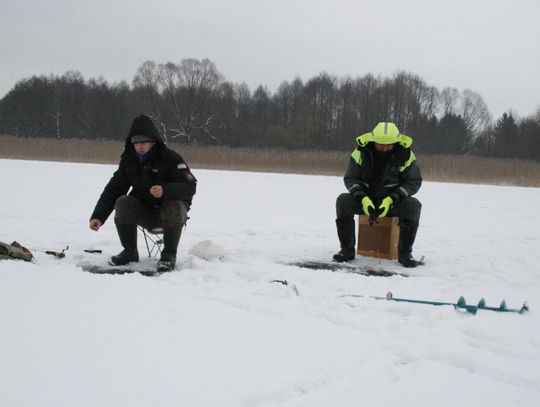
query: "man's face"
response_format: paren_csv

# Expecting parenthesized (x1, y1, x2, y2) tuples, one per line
(133, 141, 155, 155)
(374, 143, 395, 152)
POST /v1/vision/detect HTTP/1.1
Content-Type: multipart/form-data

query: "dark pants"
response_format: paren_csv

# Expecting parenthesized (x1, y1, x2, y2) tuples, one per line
(336, 193, 421, 224)
(335, 193, 421, 254)
(114, 195, 188, 229)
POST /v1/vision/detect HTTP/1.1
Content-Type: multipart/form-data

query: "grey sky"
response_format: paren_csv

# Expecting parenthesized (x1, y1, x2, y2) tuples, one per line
(1, 0, 539, 119)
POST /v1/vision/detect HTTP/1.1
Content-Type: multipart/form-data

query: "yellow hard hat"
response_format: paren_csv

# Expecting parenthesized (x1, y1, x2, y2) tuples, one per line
(356, 122, 412, 148)
(371, 122, 401, 144)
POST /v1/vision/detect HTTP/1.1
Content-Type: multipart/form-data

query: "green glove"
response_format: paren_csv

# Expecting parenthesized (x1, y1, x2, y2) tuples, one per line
(378, 196, 393, 218)
(361, 196, 375, 216)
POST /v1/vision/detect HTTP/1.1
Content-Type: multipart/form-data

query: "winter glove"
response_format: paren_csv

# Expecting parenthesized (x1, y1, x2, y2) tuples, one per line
(378, 196, 393, 218)
(361, 196, 376, 217)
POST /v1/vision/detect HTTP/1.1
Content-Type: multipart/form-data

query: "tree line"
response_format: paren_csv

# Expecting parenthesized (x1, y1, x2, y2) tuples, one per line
(0, 58, 539, 160)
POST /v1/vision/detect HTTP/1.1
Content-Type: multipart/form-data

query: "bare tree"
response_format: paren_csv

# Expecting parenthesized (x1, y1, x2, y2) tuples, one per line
(440, 87, 459, 116)
(157, 62, 184, 141)
(304, 72, 338, 148)
(178, 58, 223, 94)
(132, 60, 167, 135)
(460, 89, 492, 135)
(355, 74, 382, 131)
(177, 58, 223, 144)
(155, 59, 223, 144)
(273, 81, 293, 127)
(252, 85, 272, 144)
(420, 85, 440, 118)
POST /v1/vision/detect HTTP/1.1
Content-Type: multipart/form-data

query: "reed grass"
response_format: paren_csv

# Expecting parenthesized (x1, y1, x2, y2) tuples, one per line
(1, 135, 539, 187)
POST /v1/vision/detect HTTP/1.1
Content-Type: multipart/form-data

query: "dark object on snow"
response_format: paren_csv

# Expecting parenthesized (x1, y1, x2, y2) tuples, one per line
(81, 264, 167, 277)
(0, 241, 33, 262)
(289, 260, 409, 277)
(269, 279, 300, 296)
(44, 246, 69, 258)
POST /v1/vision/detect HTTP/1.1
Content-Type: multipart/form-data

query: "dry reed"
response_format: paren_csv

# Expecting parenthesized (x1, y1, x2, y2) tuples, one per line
(1, 135, 539, 187)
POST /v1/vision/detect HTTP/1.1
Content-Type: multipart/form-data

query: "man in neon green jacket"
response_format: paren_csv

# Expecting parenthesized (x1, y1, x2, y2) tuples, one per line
(333, 122, 422, 267)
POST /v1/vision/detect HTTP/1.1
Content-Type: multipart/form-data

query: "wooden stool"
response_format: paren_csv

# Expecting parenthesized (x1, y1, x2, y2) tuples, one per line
(357, 216, 400, 260)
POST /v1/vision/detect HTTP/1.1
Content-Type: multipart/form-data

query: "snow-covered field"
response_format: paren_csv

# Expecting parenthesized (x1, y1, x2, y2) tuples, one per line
(1, 158, 539, 406)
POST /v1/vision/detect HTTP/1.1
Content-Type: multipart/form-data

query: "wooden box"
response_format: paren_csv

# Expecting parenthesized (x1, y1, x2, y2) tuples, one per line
(357, 215, 400, 260)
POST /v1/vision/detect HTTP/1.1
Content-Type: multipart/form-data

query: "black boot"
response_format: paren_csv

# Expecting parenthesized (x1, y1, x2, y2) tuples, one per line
(110, 224, 139, 265)
(157, 226, 183, 272)
(333, 218, 356, 262)
(398, 222, 419, 268)
(398, 253, 420, 268)
(333, 247, 356, 262)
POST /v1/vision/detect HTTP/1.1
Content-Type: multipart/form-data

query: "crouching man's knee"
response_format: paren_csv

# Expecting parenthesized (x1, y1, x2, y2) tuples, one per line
(114, 195, 138, 224)
(396, 196, 422, 224)
(336, 193, 358, 219)
(161, 201, 188, 227)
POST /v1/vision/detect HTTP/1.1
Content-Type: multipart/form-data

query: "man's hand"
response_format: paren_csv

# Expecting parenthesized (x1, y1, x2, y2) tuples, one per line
(150, 185, 163, 198)
(361, 196, 376, 217)
(378, 196, 394, 218)
(89, 219, 102, 231)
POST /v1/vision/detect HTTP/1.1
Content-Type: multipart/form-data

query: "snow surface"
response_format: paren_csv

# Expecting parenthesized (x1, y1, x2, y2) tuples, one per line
(1, 158, 539, 406)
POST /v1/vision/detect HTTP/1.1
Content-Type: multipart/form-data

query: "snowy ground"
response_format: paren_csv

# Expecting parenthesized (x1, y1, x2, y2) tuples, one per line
(1, 158, 539, 406)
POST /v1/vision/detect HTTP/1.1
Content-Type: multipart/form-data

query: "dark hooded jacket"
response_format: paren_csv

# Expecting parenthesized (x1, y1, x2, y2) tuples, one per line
(90, 115, 197, 224)
(344, 141, 422, 206)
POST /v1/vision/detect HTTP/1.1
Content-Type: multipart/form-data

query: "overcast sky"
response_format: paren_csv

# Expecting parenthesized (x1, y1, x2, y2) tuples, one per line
(1, 0, 539, 119)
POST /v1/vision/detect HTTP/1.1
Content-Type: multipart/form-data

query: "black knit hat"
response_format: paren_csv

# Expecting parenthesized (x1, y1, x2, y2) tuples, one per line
(128, 114, 160, 143)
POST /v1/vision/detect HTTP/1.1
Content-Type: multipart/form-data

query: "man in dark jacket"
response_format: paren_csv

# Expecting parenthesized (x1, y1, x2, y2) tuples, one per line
(333, 122, 422, 267)
(89, 114, 197, 272)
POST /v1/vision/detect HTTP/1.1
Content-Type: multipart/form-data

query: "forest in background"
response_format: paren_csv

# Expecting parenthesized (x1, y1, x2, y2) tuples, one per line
(0, 58, 539, 160)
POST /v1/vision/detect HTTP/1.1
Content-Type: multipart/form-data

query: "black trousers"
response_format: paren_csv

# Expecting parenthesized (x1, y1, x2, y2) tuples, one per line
(336, 193, 421, 226)
(114, 195, 188, 229)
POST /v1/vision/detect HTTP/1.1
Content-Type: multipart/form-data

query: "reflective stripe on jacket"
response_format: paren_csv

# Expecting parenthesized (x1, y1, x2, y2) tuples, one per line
(344, 143, 422, 205)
